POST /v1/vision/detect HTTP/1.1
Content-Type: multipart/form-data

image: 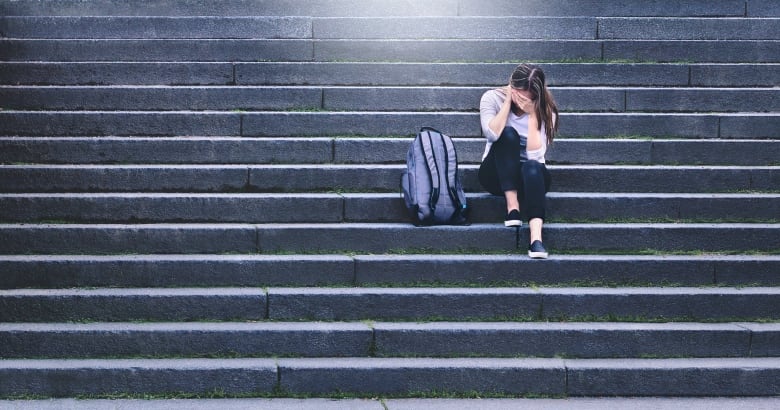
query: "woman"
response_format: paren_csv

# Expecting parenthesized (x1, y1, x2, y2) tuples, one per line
(478, 64, 559, 259)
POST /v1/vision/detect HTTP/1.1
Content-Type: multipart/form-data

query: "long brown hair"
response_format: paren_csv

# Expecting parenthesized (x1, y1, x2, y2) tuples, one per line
(510, 63, 559, 144)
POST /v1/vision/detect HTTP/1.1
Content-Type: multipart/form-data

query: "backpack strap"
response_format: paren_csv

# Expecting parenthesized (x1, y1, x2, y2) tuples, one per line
(418, 130, 441, 219)
(439, 132, 468, 216)
(439, 133, 459, 207)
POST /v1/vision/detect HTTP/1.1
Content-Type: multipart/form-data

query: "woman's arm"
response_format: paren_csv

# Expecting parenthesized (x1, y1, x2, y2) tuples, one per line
(488, 86, 513, 137)
(480, 87, 512, 142)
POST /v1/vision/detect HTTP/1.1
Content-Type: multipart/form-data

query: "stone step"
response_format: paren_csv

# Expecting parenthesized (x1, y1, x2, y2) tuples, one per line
(3, 398, 780, 410)
(268, 287, 780, 322)
(2, 165, 776, 193)
(21, 13, 752, 43)
(0, 16, 613, 41)
(0, 223, 777, 254)
(3, 86, 778, 113)
(3, 39, 778, 63)
(0, 0, 767, 18)
(309, 17, 779, 41)
(0, 288, 267, 322)
(3, 137, 777, 166)
(4, 62, 777, 87)
(0, 322, 371, 358)
(1, 322, 777, 359)
(1, 287, 778, 322)
(2, 254, 778, 289)
(235, 62, 780, 87)
(2, 111, 779, 138)
(0, 16, 313, 39)
(356, 322, 780, 358)
(0, 193, 777, 224)
(1, 357, 779, 397)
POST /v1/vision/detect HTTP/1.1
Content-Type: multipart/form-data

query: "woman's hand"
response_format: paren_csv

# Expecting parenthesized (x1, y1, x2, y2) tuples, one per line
(511, 90, 535, 114)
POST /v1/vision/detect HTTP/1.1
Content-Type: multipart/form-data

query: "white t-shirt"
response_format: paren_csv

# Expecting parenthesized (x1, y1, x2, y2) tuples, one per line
(479, 88, 549, 163)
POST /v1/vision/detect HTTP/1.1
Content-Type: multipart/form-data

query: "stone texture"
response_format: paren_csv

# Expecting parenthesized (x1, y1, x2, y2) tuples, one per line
(626, 89, 780, 113)
(459, 0, 747, 17)
(0, 16, 312, 39)
(0, 193, 346, 223)
(313, 40, 602, 62)
(740, 323, 780, 356)
(0, 112, 241, 136)
(373, 322, 751, 358)
(0, 39, 314, 62)
(0, 224, 258, 254)
(268, 288, 541, 321)
(566, 358, 780, 396)
(0, 137, 334, 165)
(0, 288, 267, 322)
(353, 254, 719, 287)
(603, 41, 780, 63)
(278, 358, 566, 395)
(599, 18, 780, 40)
(720, 115, 780, 139)
(256, 223, 516, 253)
(0, 358, 278, 396)
(0, 254, 356, 289)
(540, 287, 780, 321)
(0, 165, 250, 192)
(235, 62, 691, 86)
(0, 86, 322, 111)
(0, 322, 371, 358)
(312, 17, 596, 39)
(690, 64, 780, 87)
(0, 62, 235, 85)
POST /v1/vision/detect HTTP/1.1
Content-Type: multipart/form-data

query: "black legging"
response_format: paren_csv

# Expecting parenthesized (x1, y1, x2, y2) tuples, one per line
(478, 126, 551, 220)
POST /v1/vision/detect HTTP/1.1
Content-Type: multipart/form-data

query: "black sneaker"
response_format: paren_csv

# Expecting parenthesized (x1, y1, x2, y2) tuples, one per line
(528, 240, 548, 259)
(504, 209, 522, 227)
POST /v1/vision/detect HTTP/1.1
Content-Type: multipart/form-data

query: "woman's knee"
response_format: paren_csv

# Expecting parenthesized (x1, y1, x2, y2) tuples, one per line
(522, 160, 551, 192)
(498, 127, 522, 145)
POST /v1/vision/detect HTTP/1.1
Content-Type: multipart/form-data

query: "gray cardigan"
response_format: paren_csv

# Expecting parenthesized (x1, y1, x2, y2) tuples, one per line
(479, 88, 549, 163)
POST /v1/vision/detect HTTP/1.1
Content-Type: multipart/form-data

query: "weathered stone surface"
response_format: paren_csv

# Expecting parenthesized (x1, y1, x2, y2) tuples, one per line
(0, 358, 278, 396)
(313, 40, 602, 62)
(0, 254, 356, 289)
(540, 287, 780, 321)
(566, 358, 780, 396)
(690, 64, 780, 87)
(599, 18, 780, 40)
(374, 323, 751, 358)
(0, 137, 333, 165)
(0, 288, 267, 322)
(268, 288, 541, 321)
(0, 165, 249, 192)
(603, 41, 780, 63)
(0, 62, 234, 85)
(278, 358, 566, 395)
(0, 86, 322, 111)
(0, 224, 258, 254)
(0, 112, 241, 136)
(0, 322, 371, 358)
(0, 16, 312, 39)
(235, 62, 691, 86)
(0, 39, 314, 62)
(352, 254, 720, 287)
(459, 0, 747, 17)
(313, 17, 596, 39)
(0, 193, 346, 223)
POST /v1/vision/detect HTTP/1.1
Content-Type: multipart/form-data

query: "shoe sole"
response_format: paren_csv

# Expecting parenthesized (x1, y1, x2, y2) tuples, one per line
(504, 220, 522, 227)
(528, 251, 549, 259)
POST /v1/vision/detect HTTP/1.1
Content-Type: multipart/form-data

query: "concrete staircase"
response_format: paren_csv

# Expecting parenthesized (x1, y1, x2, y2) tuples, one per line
(1, 0, 779, 399)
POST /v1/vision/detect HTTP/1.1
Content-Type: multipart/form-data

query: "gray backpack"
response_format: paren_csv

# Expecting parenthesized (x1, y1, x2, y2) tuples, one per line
(401, 127, 469, 225)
